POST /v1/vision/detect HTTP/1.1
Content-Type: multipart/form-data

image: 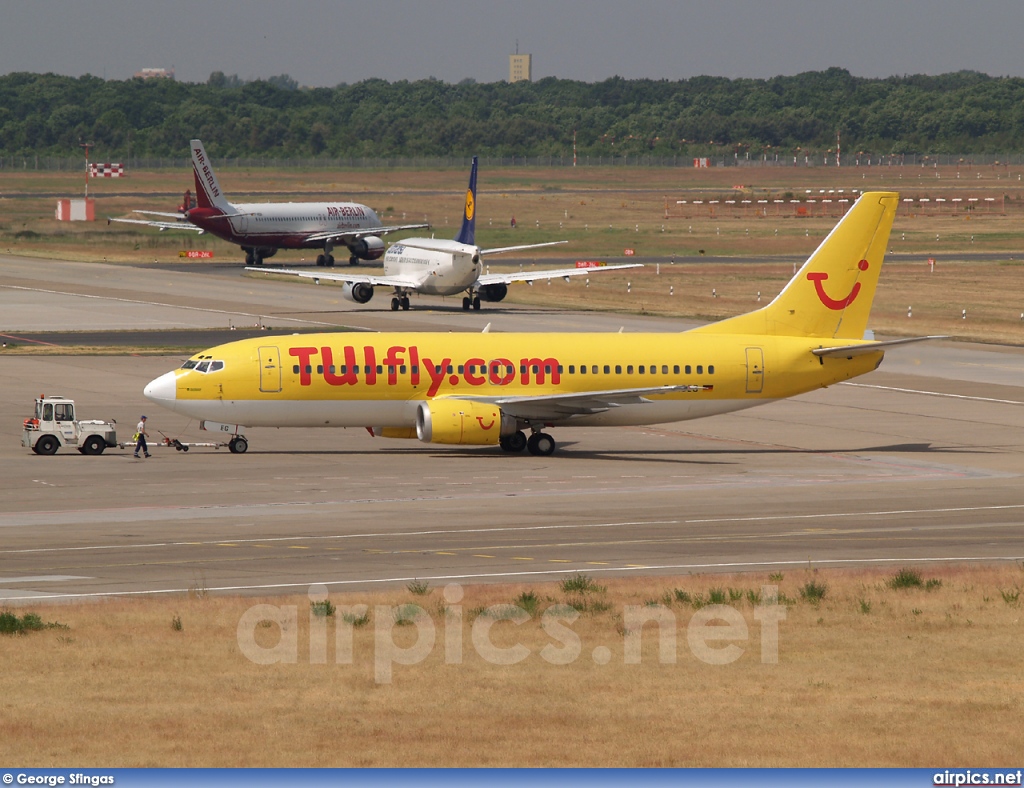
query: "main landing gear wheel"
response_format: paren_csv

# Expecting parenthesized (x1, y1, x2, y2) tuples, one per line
(499, 430, 528, 453)
(316, 254, 326, 267)
(228, 437, 248, 454)
(391, 297, 401, 311)
(349, 255, 359, 266)
(401, 295, 410, 310)
(326, 254, 335, 267)
(472, 296, 481, 310)
(526, 432, 555, 456)
(245, 250, 255, 265)
(462, 296, 471, 310)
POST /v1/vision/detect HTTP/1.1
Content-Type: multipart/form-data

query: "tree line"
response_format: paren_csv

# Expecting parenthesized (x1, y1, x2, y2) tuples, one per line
(1, 68, 1022, 161)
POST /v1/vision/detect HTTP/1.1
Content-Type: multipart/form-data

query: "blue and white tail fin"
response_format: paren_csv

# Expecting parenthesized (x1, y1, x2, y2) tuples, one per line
(190, 139, 231, 213)
(453, 156, 478, 246)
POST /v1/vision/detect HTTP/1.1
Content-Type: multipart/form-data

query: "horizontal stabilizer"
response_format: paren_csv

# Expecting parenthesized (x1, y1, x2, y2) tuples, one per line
(812, 336, 946, 358)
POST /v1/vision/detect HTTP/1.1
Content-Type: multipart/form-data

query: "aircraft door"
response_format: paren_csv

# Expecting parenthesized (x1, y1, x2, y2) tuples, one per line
(745, 347, 764, 394)
(259, 346, 282, 393)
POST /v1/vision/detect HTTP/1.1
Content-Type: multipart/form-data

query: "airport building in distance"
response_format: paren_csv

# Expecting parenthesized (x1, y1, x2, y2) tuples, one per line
(509, 52, 532, 83)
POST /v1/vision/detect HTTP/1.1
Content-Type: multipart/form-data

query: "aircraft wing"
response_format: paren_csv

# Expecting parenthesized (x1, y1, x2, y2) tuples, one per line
(134, 210, 190, 219)
(480, 240, 569, 256)
(244, 267, 420, 289)
(449, 384, 710, 421)
(476, 262, 643, 287)
(108, 216, 205, 233)
(303, 223, 429, 244)
(811, 336, 946, 358)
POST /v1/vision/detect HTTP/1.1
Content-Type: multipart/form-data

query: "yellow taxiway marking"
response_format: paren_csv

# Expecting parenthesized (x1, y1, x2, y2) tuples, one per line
(512, 556, 534, 561)
(216, 543, 238, 547)
(586, 561, 610, 565)
(626, 564, 648, 568)
(472, 554, 495, 558)
(288, 545, 309, 550)
(548, 559, 572, 563)
(435, 551, 457, 556)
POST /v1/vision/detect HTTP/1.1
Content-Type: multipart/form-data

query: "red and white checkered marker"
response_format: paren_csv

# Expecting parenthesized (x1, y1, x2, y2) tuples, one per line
(89, 163, 124, 177)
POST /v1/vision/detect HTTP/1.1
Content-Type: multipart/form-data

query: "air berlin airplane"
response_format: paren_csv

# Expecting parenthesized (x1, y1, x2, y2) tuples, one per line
(110, 139, 428, 266)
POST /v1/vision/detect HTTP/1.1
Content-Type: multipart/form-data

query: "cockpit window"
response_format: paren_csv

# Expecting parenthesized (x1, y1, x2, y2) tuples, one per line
(181, 360, 198, 369)
(208, 361, 224, 373)
(195, 361, 210, 373)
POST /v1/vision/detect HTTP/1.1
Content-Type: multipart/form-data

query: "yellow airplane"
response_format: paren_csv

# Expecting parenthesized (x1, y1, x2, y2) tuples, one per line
(144, 191, 935, 456)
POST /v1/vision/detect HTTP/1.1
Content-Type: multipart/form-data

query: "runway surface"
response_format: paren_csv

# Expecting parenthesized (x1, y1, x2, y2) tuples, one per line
(2, 254, 1022, 602)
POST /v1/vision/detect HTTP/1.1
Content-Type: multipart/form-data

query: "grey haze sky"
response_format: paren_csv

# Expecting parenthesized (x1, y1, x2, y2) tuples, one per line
(4, 1, 1024, 85)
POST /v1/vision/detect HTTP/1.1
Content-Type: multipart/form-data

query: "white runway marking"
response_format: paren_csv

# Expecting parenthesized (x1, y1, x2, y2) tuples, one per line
(842, 381, 1024, 405)
(2, 554, 1021, 602)
(0, 284, 337, 327)
(4, 504, 1024, 556)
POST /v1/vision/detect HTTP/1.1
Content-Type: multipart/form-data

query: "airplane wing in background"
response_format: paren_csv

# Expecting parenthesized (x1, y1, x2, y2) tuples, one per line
(107, 216, 205, 233)
(303, 223, 430, 244)
(475, 261, 643, 287)
(133, 210, 192, 219)
(244, 267, 420, 289)
(449, 384, 710, 421)
(479, 240, 569, 256)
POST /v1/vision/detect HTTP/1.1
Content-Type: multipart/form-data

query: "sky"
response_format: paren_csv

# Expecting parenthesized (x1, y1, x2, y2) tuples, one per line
(4, 0, 1024, 86)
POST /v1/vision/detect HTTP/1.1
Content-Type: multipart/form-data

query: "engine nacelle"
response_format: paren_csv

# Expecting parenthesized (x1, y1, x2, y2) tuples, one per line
(349, 236, 385, 261)
(342, 281, 374, 304)
(415, 400, 516, 445)
(478, 283, 508, 302)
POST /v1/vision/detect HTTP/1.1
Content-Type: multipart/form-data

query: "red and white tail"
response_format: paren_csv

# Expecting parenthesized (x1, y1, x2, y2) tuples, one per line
(190, 139, 230, 212)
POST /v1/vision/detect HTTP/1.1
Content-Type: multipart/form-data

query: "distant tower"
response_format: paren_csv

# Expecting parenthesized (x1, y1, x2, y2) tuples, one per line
(509, 41, 532, 83)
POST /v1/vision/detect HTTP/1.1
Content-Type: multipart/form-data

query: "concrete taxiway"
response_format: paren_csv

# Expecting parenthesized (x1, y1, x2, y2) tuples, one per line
(1, 255, 1022, 602)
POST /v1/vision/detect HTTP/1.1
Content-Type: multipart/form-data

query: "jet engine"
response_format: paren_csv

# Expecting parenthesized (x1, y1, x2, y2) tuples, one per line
(348, 236, 385, 261)
(342, 281, 374, 304)
(415, 400, 516, 445)
(478, 283, 508, 302)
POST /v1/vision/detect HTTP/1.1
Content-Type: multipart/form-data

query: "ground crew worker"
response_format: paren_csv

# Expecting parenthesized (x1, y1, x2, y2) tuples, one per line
(134, 415, 150, 458)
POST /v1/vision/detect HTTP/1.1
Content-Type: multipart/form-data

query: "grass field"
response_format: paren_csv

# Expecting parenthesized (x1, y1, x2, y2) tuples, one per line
(4, 164, 1024, 347)
(3, 162, 1024, 263)
(2, 563, 1022, 766)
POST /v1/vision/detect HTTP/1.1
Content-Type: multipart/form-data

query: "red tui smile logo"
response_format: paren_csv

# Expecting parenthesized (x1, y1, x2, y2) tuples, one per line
(807, 259, 869, 310)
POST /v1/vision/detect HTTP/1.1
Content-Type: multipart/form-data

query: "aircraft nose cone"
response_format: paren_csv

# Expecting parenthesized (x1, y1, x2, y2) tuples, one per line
(144, 371, 177, 405)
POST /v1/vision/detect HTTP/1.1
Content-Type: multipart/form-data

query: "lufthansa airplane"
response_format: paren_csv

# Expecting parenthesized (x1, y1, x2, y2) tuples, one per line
(110, 139, 428, 266)
(247, 156, 643, 311)
(144, 192, 936, 456)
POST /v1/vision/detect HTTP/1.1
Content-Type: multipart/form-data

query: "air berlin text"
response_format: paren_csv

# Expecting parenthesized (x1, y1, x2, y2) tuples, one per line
(327, 205, 368, 219)
(289, 346, 561, 397)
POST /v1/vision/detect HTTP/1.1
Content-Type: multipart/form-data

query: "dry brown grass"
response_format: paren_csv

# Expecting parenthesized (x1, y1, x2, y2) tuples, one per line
(3, 163, 1024, 264)
(2, 563, 1022, 766)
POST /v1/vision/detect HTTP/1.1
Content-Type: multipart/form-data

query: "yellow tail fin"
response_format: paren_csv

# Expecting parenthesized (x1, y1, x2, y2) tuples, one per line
(693, 191, 898, 339)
